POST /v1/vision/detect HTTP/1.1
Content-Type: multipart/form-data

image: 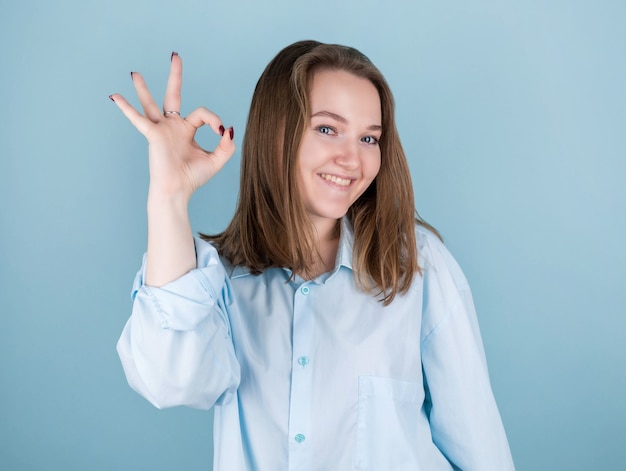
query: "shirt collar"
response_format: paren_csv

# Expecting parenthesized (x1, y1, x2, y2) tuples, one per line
(230, 216, 355, 279)
(335, 216, 354, 271)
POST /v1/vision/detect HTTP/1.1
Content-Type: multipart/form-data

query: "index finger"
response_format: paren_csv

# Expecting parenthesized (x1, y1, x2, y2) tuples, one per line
(185, 107, 236, 169)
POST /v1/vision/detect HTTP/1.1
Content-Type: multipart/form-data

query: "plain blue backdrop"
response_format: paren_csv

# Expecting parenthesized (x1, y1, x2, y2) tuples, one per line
(1, 0, 624, 469)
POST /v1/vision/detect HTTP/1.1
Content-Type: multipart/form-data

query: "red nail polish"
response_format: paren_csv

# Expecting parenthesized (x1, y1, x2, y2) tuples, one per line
(171, 51, 178, 61)
(219, 125, 225, 136)
(109, 95, 115, 102)
(229, 127, 234, 140)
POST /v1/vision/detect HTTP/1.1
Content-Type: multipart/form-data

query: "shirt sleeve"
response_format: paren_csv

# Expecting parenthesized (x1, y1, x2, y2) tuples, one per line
(116, 237, 241, 410)
(419, 232, 515, 470)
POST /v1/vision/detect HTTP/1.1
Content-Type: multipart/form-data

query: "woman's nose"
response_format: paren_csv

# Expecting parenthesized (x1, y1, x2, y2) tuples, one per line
(334, 140, 359, 169)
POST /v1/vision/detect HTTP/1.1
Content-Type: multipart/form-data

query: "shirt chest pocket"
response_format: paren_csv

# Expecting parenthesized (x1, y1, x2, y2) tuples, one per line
(355, 376, 423, 471)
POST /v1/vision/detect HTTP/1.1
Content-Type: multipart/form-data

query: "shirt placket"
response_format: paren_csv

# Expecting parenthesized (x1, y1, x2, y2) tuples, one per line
(288, 281, 315, 471)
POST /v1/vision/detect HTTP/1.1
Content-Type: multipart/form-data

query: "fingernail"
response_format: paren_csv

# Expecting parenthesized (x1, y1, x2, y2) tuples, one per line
(219, 125, 225, 136)
(109, 95, 115, 102)
(229, 127, 234, 140)
(130, 71, 135, 80)
(171, 51, 178, 61)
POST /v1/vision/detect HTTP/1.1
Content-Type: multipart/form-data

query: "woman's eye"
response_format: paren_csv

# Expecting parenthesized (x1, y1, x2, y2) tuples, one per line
(317, 125, 334, 135)
(362, 136, 380, 145)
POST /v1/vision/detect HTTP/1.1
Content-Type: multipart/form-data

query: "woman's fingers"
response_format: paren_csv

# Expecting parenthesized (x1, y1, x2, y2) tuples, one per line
(109, 94, 152, 136)
(115, 52, 183, 125)
(185, 106, 223, 133)
(111, 56, 235, 188)
(186, 107, 236, 171)
(163, 52, 182, 115)
(130, 72, 162, 122)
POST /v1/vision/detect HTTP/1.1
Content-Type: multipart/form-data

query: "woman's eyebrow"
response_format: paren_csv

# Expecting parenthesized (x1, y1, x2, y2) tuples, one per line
(311, 110, 382, 131)
(311, 110, 347, 123)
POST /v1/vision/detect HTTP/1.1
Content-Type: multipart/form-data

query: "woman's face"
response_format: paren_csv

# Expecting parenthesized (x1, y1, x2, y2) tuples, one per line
(297, 69, 382, 235)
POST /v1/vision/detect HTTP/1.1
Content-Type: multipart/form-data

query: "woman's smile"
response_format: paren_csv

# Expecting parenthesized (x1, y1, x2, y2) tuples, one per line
(297, 69, 382, 237)
(318, 173, 353, 187)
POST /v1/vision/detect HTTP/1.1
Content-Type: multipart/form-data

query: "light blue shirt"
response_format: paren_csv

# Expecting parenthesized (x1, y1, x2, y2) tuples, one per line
(117, 219, 515, 470)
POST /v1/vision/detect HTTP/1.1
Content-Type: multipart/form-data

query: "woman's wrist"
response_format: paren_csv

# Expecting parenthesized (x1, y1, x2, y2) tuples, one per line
(147, 186, 190, 214)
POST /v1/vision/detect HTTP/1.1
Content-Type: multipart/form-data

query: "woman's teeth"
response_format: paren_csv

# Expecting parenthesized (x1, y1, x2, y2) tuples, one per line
(320, 173, 351, 186)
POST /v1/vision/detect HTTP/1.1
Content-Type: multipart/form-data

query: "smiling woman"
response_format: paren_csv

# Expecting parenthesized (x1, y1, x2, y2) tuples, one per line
(111, 40, 515, 470)
(296, 69, 382, 275)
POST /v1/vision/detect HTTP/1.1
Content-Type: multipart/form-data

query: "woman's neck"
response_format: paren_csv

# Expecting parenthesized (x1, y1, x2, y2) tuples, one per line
(307, 217, 341, 279)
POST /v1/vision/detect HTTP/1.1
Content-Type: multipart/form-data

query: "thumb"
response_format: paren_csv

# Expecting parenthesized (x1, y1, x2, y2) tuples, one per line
(185, 107, 236, 172)
(211, 126, 236, 171)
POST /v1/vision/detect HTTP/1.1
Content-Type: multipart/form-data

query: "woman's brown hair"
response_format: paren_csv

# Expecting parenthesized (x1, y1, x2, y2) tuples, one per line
(203, 40, 438, 305)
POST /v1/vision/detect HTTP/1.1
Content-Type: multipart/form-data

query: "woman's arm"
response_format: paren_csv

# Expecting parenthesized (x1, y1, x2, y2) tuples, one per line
(117, 237, 241, 410)
(419, 231, 515, 470)
(110, 53, 235, 286)
(112, 54, 239, 408)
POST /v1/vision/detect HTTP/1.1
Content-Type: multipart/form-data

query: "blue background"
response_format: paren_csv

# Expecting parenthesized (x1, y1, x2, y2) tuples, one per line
(1, 0, 624, 469)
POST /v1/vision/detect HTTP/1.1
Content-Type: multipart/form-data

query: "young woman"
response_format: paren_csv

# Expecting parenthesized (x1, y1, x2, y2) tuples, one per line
(111, 40, 515, 470)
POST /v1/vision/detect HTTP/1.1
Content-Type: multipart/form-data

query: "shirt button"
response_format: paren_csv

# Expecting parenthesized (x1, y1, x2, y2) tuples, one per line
(298, 356, 309, 367)
(300, 286, 310, 295)
(294, 434, 306, 443)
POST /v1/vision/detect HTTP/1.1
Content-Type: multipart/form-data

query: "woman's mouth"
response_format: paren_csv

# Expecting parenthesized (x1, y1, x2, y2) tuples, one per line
(319, 173, 352, 187)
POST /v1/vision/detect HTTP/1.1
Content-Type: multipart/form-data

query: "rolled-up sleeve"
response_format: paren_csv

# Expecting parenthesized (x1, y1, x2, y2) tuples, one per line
(420, 234, 515, 470)
(116, 237, 240, 410)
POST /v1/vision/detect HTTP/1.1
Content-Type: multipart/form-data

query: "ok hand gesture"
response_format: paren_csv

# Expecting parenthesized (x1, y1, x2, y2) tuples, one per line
(110, 52, 235, 201)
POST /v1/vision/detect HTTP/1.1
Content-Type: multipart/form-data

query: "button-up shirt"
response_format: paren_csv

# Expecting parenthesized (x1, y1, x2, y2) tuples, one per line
(117, 219, 515, 470)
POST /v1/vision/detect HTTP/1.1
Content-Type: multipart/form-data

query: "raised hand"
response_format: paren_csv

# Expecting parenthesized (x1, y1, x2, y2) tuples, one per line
(109, 52, 235, 286)
(110, 52, 235, 201)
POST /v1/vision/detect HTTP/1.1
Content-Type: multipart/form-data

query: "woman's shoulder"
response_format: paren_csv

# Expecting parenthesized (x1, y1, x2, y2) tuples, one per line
(192, 236, 230, 270)
(414, 222, 442, 250)
(413, 223, 470, 292)
(194, 236, 240, 277)
(414, 222, 444, 267)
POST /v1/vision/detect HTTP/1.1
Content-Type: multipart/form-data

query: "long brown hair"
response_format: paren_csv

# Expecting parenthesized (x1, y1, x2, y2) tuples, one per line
(203, 40, 438, 304)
